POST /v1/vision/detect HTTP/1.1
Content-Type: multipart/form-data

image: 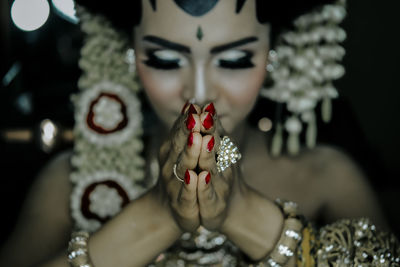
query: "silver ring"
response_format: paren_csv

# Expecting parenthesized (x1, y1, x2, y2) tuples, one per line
(173, 164, 184, 183)
(216, 136, 242, 173)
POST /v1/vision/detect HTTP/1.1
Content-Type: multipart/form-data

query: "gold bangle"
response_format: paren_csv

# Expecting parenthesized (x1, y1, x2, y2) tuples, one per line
(67, 231, 94, 267)
(258, 199, 304, 267)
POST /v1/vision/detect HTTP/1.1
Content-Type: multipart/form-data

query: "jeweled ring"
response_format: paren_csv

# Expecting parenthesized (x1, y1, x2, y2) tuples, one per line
(216, 136, 242, 172)
(173, 164, 184, 183)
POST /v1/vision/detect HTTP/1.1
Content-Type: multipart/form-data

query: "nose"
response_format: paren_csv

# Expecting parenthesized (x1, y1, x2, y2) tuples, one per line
(193, 64, 207, 105)
(183, 63, 215, 106)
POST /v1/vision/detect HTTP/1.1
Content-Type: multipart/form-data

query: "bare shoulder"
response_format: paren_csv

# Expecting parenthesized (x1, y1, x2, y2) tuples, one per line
(38, 149, 73, 181)
(302, 145, 387, 227)
(28, 150, 73, 205)
(0, 150, 74, 266)
(299, 145, 362, 177)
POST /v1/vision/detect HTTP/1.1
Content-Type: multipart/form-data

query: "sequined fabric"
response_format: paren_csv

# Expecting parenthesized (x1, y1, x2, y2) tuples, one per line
(298, 218, 400, 267)
(149, 226, 240, 267)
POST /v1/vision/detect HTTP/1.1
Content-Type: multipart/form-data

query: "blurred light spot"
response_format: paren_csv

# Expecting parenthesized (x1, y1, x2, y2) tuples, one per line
(40, 119, 58, 152)
(62, 129, 74, 142)
(15, 93, 33, 115)
(11, 0, 50, 31)
(2, 129, 32, 142)
(258, 117, 273, 132)
(52, 0, 79, 24)
(2, 62, 21, 87)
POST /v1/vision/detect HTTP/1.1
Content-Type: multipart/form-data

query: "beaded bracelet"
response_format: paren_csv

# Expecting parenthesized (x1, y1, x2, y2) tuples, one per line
(67, 231, 94, 267)
(258, 199, 304, 267)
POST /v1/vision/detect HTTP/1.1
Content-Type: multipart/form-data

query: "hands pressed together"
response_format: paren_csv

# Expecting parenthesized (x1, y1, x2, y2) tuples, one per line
(158, 102, 240, 232)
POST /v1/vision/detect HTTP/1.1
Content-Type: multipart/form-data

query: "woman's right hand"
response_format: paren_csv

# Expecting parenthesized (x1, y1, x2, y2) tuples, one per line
(157, 103, 203, 232)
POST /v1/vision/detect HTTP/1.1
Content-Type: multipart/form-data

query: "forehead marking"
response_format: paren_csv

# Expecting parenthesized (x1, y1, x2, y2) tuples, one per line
(196, 26, 204, 41)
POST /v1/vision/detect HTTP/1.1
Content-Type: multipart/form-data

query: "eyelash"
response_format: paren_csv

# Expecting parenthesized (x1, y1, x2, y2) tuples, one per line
(143, 50, 181, 70)
(143, 50, 255, 70)
(218, 51, 254, 69)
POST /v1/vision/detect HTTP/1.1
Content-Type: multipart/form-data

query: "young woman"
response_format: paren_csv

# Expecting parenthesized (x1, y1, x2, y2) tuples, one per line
(0, 0, 397, 266)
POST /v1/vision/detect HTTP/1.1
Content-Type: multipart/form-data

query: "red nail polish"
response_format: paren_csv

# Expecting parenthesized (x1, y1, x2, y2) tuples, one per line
(188, 132, 194, 147)
(205, 103, 216, 116)
(181, 101, 189, 114)
(202, 113, 213, 130)
(207, 136, 215, 152)
(205, 173, 211, 184)
(188, 104, 197, 114)
(185, 170, 190, 185)
(186, 113, 196, 130)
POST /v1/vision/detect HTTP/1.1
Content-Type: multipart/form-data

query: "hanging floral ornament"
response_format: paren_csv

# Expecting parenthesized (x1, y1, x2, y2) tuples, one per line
(70, 171, 143, 232)
(70, 6, 145, 233)
(74, 80, 142, 146)
(261, 0, 347, 156)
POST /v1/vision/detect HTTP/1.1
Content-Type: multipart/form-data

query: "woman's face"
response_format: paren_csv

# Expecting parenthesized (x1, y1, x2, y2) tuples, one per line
(134, 0, 270, 133)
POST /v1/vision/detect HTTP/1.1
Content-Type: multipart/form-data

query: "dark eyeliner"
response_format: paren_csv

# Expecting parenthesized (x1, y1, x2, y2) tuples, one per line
(143, 49, 181, 70)
(219, 51, 255, 69)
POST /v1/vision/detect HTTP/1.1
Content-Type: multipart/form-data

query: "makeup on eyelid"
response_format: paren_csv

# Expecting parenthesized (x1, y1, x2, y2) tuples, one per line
(143, 48, 255, 70)
(135, 0, 269, 132)
(143, 49, 185, 70)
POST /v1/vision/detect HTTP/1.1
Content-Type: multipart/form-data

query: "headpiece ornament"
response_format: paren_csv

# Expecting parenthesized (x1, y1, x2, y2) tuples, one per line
(261, 0, 347, 156)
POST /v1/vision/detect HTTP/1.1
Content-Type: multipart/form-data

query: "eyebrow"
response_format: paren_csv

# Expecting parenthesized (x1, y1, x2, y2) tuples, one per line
(142, 35, 259, 55)
(143, 35, 191, 53)
(210, 36, 259, 54)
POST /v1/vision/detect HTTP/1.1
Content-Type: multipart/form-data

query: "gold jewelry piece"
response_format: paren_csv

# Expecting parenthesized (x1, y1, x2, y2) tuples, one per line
(259, 199, 304, 267)
(173, 164, 184, 183)
(68, 231, 94, 267)
(216, 136, 242, 172)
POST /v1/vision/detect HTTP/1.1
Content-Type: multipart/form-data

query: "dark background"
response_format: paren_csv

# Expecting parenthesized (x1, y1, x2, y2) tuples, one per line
(0, 0, 399, 247)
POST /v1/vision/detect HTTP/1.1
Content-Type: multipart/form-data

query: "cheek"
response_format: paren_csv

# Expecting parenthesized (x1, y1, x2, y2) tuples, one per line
(218, 66, 266, 109)
(137, 63, 182, 107)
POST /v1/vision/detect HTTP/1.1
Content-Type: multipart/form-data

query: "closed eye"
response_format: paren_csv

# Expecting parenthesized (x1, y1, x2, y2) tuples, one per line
(143, 49, 187, 70)
(215, 50, 255, 69)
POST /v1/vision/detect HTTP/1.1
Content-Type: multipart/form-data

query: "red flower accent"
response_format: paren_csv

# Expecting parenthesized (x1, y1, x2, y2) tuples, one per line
(80, 180, 130, 223)
(86, 92, 128, 134)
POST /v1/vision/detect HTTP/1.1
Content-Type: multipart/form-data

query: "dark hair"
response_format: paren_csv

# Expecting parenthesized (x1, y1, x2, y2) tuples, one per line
(74, 0, 336, 42)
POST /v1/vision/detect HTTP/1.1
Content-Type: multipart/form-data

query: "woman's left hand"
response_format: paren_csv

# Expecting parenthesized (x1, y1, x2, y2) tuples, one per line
(196, 103, 243, 230)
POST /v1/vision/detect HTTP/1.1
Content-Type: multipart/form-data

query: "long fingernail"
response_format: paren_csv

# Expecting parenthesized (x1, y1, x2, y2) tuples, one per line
(205, 103, 216, 116)
(202, 113, 213, 130)
(186, 113, 196, 130)
(188, 104, 197, 114)
(188, 132, 193, 147)
(181, 101, 189, 114)
(205, 173, 211, 184)
(185, 170, 190, 185)
(207, 136, 215, 152)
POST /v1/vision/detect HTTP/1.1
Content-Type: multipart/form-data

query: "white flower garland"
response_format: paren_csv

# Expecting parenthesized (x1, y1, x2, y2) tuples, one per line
(70, 6, 145, 232)
(74, 80, 142, 146)
(261, 0, 347, 156)
(70, 170, 143, 231)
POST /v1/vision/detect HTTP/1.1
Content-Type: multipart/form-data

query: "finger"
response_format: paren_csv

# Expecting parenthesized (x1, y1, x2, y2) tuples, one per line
(170, 170, 200, 230)
(183, 102, 201, 115)
(175, 131, 202, 177)
(159, 139, 171, 165)
(160, 103, 193, 164)
(202, 102, 216, 117)
(200, 112, 215, 134)
(164, 167, 197, 207)
(170, 110, 201, 160)
(197, 170, 230, 229)
(198, 134, 219, 171)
